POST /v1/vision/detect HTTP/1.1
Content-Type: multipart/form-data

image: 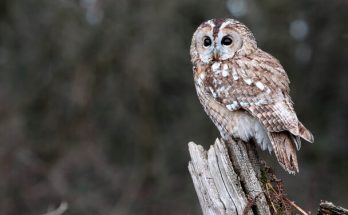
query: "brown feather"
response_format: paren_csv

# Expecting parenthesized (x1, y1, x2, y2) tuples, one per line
(268, 132, 299, 174)
(298, 121, 314, 143)
(190, 18, 314, 174)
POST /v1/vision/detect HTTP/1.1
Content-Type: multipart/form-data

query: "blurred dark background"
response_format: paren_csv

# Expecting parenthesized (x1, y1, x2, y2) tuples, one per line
(0, 0, 347, 214)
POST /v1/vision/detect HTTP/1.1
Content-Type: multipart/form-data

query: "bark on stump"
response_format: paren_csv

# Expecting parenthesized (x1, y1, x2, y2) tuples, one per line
(188, 139, 348, 215)
(188, 138, 271, 215)
(318, 201, 348, 215)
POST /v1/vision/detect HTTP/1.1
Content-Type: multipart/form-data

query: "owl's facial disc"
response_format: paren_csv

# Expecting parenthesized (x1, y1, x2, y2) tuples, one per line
(194, 22, 243, 63)
(190, 19, 258, 64)
(196, 32, 215, 63)
(215, 30, 243, 60)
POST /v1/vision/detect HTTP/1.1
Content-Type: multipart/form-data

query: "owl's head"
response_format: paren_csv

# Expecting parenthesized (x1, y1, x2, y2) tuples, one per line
(190, 19, 257, 64)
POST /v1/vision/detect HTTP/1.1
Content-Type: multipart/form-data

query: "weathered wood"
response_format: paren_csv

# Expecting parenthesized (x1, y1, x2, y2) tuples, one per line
(318, 201, 348, 215)
(41, 202, 68, 215)
(227, 140, 270, 214)
(188, 139, 348, 215)
(188, 138, 271, 215)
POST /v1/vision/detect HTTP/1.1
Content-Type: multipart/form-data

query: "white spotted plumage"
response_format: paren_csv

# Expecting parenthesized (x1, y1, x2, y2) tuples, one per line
(190, 18, 314, 174)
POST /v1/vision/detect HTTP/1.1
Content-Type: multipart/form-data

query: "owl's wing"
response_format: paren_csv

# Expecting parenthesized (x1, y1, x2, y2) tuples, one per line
(209, 50, 313, 143)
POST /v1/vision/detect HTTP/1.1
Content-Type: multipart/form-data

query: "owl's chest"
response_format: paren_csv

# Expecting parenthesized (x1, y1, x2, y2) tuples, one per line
(195, 62, 240, 100)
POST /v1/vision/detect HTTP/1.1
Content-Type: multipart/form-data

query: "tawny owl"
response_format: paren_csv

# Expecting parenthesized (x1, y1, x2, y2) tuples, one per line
(190, 18, 314, 174)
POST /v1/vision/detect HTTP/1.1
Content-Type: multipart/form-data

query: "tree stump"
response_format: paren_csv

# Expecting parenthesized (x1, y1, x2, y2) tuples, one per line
(188, 138, 348, 215)
(188, 138, 271, 215)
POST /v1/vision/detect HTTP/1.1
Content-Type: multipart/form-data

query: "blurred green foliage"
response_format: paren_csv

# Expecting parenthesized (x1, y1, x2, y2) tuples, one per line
(0, 0, 347, 214)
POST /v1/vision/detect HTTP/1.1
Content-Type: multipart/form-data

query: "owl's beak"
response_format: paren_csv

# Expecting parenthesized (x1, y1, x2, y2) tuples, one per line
(213, 49, 219, 60)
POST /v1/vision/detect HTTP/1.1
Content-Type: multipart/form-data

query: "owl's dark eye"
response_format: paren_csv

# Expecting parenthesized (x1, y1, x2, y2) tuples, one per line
(203, 37, 212, 47)
(221, 36, 232, 46)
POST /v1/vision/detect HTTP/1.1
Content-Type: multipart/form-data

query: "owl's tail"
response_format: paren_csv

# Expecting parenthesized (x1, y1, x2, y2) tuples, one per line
(268, 132, 299, 174)
(298, 121, 314, 143)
